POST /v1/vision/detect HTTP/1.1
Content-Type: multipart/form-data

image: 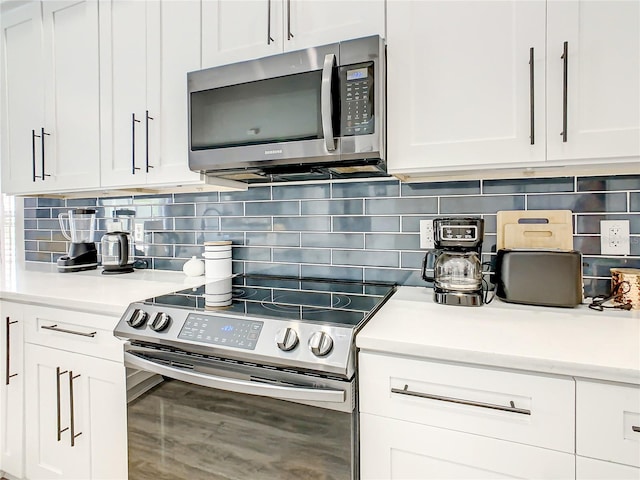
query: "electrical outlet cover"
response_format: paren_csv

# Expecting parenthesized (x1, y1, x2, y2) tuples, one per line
(600, 220, 630, 255)
(420, 219, 435, 249)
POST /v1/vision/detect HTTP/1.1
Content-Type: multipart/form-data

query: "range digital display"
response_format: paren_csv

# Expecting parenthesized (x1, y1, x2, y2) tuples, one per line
(178, 313, 263, 350)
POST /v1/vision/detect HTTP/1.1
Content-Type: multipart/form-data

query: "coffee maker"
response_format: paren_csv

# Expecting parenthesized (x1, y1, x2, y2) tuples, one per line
(101, 209, 136, 275)
(57, 209, 98, 272)
(422, 217, 485, 306)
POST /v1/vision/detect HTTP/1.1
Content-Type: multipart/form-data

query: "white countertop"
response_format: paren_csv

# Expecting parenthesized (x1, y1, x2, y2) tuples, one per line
(0, 261, 204, 316)
(357, 286, 640, 385)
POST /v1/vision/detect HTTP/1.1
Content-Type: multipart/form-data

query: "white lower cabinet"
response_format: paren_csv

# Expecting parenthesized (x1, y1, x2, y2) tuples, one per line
(576, 457, 640, 480)
(359, 352, 576, 479)
(0, 302, 25, 479)
(576, 379, 640, 479)
(24, 344, 127, 480)
(20, 305, 127, 480)
(361, 413, 575, 480)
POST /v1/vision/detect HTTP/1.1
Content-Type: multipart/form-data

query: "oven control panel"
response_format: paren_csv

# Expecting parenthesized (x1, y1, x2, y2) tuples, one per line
(178, 313, 263, 350)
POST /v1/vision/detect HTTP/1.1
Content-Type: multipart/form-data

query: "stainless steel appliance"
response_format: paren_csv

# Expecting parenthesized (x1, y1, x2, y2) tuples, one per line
(422, 217, 485, 306)
(114, 274, 396, 480)
(493, 249, 583, 307)
(188, 35, 386, 183)
(56, 208, 98, 272)
(101, 209, 136, 274)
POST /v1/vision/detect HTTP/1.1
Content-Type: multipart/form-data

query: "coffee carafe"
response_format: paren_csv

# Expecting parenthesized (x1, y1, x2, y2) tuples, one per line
(57, 209, 98, 272)
(101, 209, 136, 275)
(422, 217, 485, 306)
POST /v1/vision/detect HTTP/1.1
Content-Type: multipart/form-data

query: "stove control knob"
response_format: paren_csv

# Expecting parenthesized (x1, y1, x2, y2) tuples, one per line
(127, 309, 148, 329)
(309, 331, 333, 357)
(276, 327, 299, 351)
(149, 312, 171, 332)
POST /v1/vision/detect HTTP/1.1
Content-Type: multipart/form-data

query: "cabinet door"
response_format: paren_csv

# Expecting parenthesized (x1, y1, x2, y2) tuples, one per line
(201, 0, 282, 68)
(25, 344, 127, 480)
(547, 0, 640, 162)
(145, 0, 203, 185)
(99, 0, 149, 187)
(361, 413, 576, 480)
(0, 303, 25, 479)
(285, 0, 384, 52)
(387, 1, 546, 175)
(0, 2, 46, 194)
(41, 0, 100, 192)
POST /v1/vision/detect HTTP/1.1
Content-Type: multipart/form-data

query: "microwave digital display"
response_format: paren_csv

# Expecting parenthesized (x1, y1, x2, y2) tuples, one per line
(347, 67, 368, 81)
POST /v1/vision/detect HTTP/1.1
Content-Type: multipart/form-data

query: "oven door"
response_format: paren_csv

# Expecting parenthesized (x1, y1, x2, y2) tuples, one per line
(124, 345, 357, 480)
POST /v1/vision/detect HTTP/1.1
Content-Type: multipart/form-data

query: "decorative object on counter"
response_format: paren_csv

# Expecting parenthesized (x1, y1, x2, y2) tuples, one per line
(611, 268, 640, 310)
(56, 209, 98, 272)
(182, 256, 205, 277)
(203, 241, 232, 279)
(589, 278, 632, 312)
(496, 210, 573, 250)
(422, 217, 485, 307)
(101, 209, 137, 275)
(494, 249, 583, 308)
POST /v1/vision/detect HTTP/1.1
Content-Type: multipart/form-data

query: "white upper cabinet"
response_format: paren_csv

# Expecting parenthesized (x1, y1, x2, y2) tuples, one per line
(1, 0, 100, 195)
(546, 0, 640, 162)
(100, 0, 203, 188)
(0, 2, 45, 194)
(201, 0, 385, 68)
(387, 0, 547, 175)
(387, 0, 640, 179)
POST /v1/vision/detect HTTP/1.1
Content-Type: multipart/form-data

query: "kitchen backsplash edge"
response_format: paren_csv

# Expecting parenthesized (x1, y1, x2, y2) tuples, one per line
(23, 174, 640, 298)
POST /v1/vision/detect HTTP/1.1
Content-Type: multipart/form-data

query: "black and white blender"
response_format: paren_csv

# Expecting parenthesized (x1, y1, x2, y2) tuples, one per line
(422, 217, 485, 306)
(57, 208, 99, 272)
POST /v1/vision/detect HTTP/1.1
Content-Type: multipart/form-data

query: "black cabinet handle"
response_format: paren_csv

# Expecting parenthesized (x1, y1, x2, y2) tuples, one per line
(56, 366, 69, 441)
(132, 113, 141, 174)
(561, 41, 568, 142)
(5, 317, 18, 385)
(145, 110, 154, 173)
(267, 0, 274, 44)
(529, 47, 535, 145)
(69, 371, 82, 447)
(32, 130, 38, 181)
(286, 0, 293, 40)
(40, 127, 51, 180)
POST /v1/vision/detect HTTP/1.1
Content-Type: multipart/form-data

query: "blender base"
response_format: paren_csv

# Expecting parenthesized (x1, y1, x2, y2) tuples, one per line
(57, 243, 98, 273)
(433, 288, 483, 307)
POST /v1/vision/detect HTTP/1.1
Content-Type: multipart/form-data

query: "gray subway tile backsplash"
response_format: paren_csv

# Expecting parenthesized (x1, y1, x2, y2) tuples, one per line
(24, 175, 640, 298)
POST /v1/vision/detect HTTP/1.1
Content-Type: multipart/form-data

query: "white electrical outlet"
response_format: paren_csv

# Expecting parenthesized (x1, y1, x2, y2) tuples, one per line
(420, 219, 435, 249)
(134, 223, 145, 243)
(600, 220, 630, 255)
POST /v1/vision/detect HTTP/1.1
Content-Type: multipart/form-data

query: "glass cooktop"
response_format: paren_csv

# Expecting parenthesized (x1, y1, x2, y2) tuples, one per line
(143, 274, 396, 327)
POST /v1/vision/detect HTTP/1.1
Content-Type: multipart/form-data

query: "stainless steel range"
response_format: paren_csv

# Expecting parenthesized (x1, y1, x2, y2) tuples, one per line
(114, 274, 395, 480)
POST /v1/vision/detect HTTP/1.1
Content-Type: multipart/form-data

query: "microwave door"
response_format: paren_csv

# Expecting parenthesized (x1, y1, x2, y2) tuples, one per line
(188, 44, 341, 174)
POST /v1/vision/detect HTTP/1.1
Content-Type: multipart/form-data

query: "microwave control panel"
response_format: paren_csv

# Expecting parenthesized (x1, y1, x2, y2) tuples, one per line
(340, 62, 374, 136)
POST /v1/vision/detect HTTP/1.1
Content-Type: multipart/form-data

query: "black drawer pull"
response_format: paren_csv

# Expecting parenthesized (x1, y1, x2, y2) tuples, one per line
(42, 324, 96, 338)
(391, 384, 531, 416)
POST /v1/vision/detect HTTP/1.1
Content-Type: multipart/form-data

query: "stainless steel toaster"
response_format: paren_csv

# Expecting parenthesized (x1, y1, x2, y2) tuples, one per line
(493, 249, 583, 308)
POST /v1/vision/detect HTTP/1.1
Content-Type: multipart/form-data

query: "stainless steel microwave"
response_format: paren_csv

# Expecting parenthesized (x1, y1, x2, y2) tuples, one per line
(187, 36, 386, 183)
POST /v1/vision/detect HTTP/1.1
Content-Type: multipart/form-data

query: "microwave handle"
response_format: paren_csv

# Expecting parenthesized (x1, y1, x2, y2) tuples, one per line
(321, 53, 337, 152)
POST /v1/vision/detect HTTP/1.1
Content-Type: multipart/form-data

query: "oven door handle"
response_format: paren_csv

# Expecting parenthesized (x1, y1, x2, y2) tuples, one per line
(124, 351, 346, 404)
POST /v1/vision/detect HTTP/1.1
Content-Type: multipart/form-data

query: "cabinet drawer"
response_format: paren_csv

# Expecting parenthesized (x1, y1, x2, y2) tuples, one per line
(359, 352, 575, 453)
(23, 305, 123, 362)
(577, 379, 640, 468)
(361, 413, 576, 480)
(577, 456, 640, 480)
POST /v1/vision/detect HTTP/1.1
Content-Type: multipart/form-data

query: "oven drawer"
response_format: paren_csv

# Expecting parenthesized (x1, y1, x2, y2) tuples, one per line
(359, 352, 575, 453)
(577, 379, 640, 467)
(23, 305, 123, 361)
